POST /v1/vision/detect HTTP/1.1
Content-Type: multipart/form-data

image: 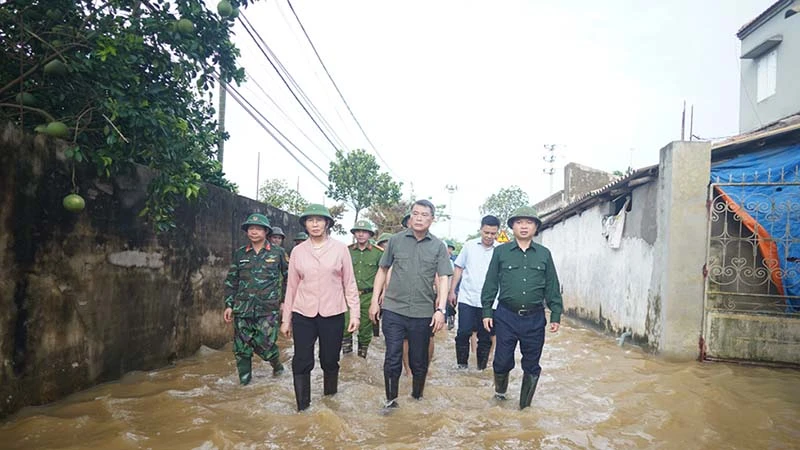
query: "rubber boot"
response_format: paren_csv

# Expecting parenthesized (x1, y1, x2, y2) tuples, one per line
(519, 374, 539, 410)
(342, 337, 353, 355)
(236, 357, 252, 385)
(268, 357, 284, 376)
(323, 369, 338, 396)
(476, 345, 491, 371)
(411, 374, 426, 400)
(357, 343, 369, 358)
(494, 372, 509, 400)
(455, 344, 469, 369)
(384, 374, 400, 408)
(293, 373, 311, 411)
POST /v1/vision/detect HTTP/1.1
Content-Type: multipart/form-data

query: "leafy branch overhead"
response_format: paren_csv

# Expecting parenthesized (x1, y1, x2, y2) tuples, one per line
(0, 0, 258, 231)
(259, 178, 308, 215)
(326, 149, 402, 226)
(480, 185, 530, 226)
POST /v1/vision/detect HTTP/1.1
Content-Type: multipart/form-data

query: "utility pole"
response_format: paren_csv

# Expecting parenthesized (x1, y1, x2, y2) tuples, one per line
(445, 184, 457, 237)
(542, 144, 557, 195)
(255, 152, 260, 201)
(217, 81, 227, 163)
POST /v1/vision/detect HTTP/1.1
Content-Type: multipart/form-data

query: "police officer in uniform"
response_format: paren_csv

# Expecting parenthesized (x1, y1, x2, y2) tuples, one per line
(481, 207, 562, 409)
(344, 220, 384, 357)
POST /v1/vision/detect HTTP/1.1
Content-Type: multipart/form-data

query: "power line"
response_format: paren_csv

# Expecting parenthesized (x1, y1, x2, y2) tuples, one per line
(223, 80, 329, 188)
(238, 12, 348, 153)
(285, 0, 398, 178)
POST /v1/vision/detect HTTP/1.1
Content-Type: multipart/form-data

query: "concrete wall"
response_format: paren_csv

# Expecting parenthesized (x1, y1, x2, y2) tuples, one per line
(540, 183, 658, 348)
(739, 1, 800, 132)
(564, 162, 616, 202)
(0, 123, 301, 418)
(538, 142, 711, 360)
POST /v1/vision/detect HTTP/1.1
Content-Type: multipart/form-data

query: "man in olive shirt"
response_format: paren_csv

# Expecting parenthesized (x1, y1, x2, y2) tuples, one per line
(344, 219, 383, 358)
(369, 199, 453, 408)
(481, 206, 562, 410)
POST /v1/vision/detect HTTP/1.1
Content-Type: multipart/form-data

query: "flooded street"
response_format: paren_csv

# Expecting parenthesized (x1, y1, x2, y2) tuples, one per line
(2, 320, 799, 450)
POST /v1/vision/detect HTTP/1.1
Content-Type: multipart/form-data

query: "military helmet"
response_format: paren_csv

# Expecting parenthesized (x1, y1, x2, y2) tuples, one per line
(241, 213, 272, 232)
(299, 203, 334, 227)
(294, 231, 309, 241)
(350, 219, 375, 236)
(444, 239, 456, 250)
(507, 206, 542, 229)
(400, 206, 413, 228)
(270, 226, 285, 237)
(376, 232, 392, 245)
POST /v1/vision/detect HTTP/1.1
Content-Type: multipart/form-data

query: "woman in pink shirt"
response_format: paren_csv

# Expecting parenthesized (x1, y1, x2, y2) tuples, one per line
(281, 204, 360, 411)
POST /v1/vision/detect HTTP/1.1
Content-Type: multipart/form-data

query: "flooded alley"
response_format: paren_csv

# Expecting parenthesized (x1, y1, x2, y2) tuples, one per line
(2, 320, 798, 449)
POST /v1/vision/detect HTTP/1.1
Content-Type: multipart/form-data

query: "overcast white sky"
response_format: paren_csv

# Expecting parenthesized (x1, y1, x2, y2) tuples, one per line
(213, 0, 773, 241)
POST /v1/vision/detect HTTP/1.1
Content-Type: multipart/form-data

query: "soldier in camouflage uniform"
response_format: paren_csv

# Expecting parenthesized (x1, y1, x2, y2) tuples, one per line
(343, 220, 384, 357)
(269, 226, 286, 248)
(223, 213, 289, 385)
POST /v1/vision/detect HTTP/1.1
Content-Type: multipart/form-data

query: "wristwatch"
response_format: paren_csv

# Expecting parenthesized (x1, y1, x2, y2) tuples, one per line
(435, 308, 445, 315)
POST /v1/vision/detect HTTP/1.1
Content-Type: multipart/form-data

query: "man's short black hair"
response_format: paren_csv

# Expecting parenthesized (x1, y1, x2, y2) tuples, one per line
(413, 199, 436, 217)
(481, 215, 501, 228)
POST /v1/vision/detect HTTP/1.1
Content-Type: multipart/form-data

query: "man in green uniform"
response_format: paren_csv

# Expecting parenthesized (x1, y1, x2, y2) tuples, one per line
(481, 206, 562, 410)
(289, 231, 308, 258)
(344, 219, 383, 358)
(223, 213, 289, 385)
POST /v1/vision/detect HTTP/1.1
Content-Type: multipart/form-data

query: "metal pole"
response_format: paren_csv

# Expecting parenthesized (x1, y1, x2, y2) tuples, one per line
(255, 152, 261, 201)
(445, 184, 458, 237)
(217, 82, 227, 163)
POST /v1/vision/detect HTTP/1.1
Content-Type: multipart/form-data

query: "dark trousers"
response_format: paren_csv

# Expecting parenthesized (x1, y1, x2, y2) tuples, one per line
(291, 312, 345, 375)
(455, 303, 493, 350)
(382, 310, 432, 378)
(492, 304, 546, 376)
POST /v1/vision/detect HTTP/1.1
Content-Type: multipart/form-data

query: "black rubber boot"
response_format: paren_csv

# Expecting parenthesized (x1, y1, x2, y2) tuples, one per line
(494, 372, 509, 400)
(476, 345, 491, 371)
(293, 374, 311, 411)
(342, 338, 353, 355)
(323, 369, 338, 396)
(384, 374, 400, 408)
(357, 343, 368, 358)
(455, 344, 469, 369)
(236, 357, 252, 385)
(519, 374, 539, 410)
(411, 374, 426, 400)
(268, 357, 284, 376)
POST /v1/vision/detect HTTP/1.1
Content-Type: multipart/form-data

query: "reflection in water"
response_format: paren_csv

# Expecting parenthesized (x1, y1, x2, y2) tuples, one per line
(3, 321, 799, 449)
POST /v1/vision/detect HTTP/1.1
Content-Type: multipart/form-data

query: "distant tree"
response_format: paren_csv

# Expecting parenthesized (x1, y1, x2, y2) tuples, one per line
(480, 186, 530, 226)
(367, 196, 450, 236)
(326, 149, 403, 227)
(258, 178, 308, 215)
(328, 203, 347, 235)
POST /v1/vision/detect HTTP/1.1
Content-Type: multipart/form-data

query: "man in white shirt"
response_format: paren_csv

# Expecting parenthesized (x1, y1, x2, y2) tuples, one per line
(447, 215, 501, 369)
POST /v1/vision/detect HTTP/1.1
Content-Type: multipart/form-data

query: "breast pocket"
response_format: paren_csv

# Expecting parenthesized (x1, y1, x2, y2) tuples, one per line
(421, 256, 437, 273)
(500, 264, 520, 284)
(531, 265, 547, 288)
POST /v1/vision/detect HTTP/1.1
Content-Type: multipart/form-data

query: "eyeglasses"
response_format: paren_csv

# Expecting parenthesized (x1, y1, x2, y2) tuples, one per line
(411, 211, 431, 218)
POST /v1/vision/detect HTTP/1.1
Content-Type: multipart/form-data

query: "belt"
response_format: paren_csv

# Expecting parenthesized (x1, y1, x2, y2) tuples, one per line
(500, 303, 543, 317)
(359, 288, 373, 295)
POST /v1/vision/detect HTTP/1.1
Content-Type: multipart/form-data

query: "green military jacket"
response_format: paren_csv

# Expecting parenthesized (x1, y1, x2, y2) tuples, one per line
(224, 243, 289, 317)
(481, 240, 563, 323)
(349, 242, 383, 293)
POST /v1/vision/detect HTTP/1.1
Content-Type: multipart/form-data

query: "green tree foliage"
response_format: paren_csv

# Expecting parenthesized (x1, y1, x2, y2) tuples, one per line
(366, 196, 449, 236)
(327, 203, 347, 235)
(480, 185, 530, 226)
(0, 0, 257, 231)
(326, 149, 402, 227)
(259, 178, 307, 215)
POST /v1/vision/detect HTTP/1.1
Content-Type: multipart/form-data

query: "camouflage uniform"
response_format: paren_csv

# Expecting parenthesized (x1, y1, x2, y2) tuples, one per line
(225, 215, 289, 385)
(344, 220, 383, 357)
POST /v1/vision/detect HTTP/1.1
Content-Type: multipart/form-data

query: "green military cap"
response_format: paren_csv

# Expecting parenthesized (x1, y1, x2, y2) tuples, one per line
(241, 213, 272, 232)
(270, 226, 285, 237)
(294, 231, 309, 241)
(350, 219, 375, 236)
(400, 206, 413, 228)
(376, 232, 392, 245)
(507, 206, 542, 229)
(444, 239, 456, 249)
(299, 203, 334, 227)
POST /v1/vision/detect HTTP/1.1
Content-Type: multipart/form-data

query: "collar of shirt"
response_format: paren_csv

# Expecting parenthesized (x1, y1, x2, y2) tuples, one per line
(473, 238, 500, 249)
(401, 228, 433, 241)
(510, 240, 536, 252)
(245, 242, 271, 253)
(349, 243, 375, 251)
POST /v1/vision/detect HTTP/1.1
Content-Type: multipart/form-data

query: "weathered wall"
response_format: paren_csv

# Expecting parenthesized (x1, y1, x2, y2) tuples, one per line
(0, 123, 301, 418)
(564, 162, 616, 202)
(540, 183, 658, 348)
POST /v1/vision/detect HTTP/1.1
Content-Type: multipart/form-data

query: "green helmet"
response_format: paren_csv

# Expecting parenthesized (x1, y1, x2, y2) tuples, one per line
(294, 231, 309, 241)
(376, 232, 392, 245)
(270, 226, 285, 238)
(350, 219, 375, 236)
(401, 206, 413, 228)
(241, 213, 272, 232)
(444, 239, 456, 249)
(299, 203, 334, 227)
(507, 206, 542, 229)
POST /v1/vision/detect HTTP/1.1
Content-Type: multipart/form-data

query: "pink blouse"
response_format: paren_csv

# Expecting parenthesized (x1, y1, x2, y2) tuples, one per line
(282, 238, 360, 319)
